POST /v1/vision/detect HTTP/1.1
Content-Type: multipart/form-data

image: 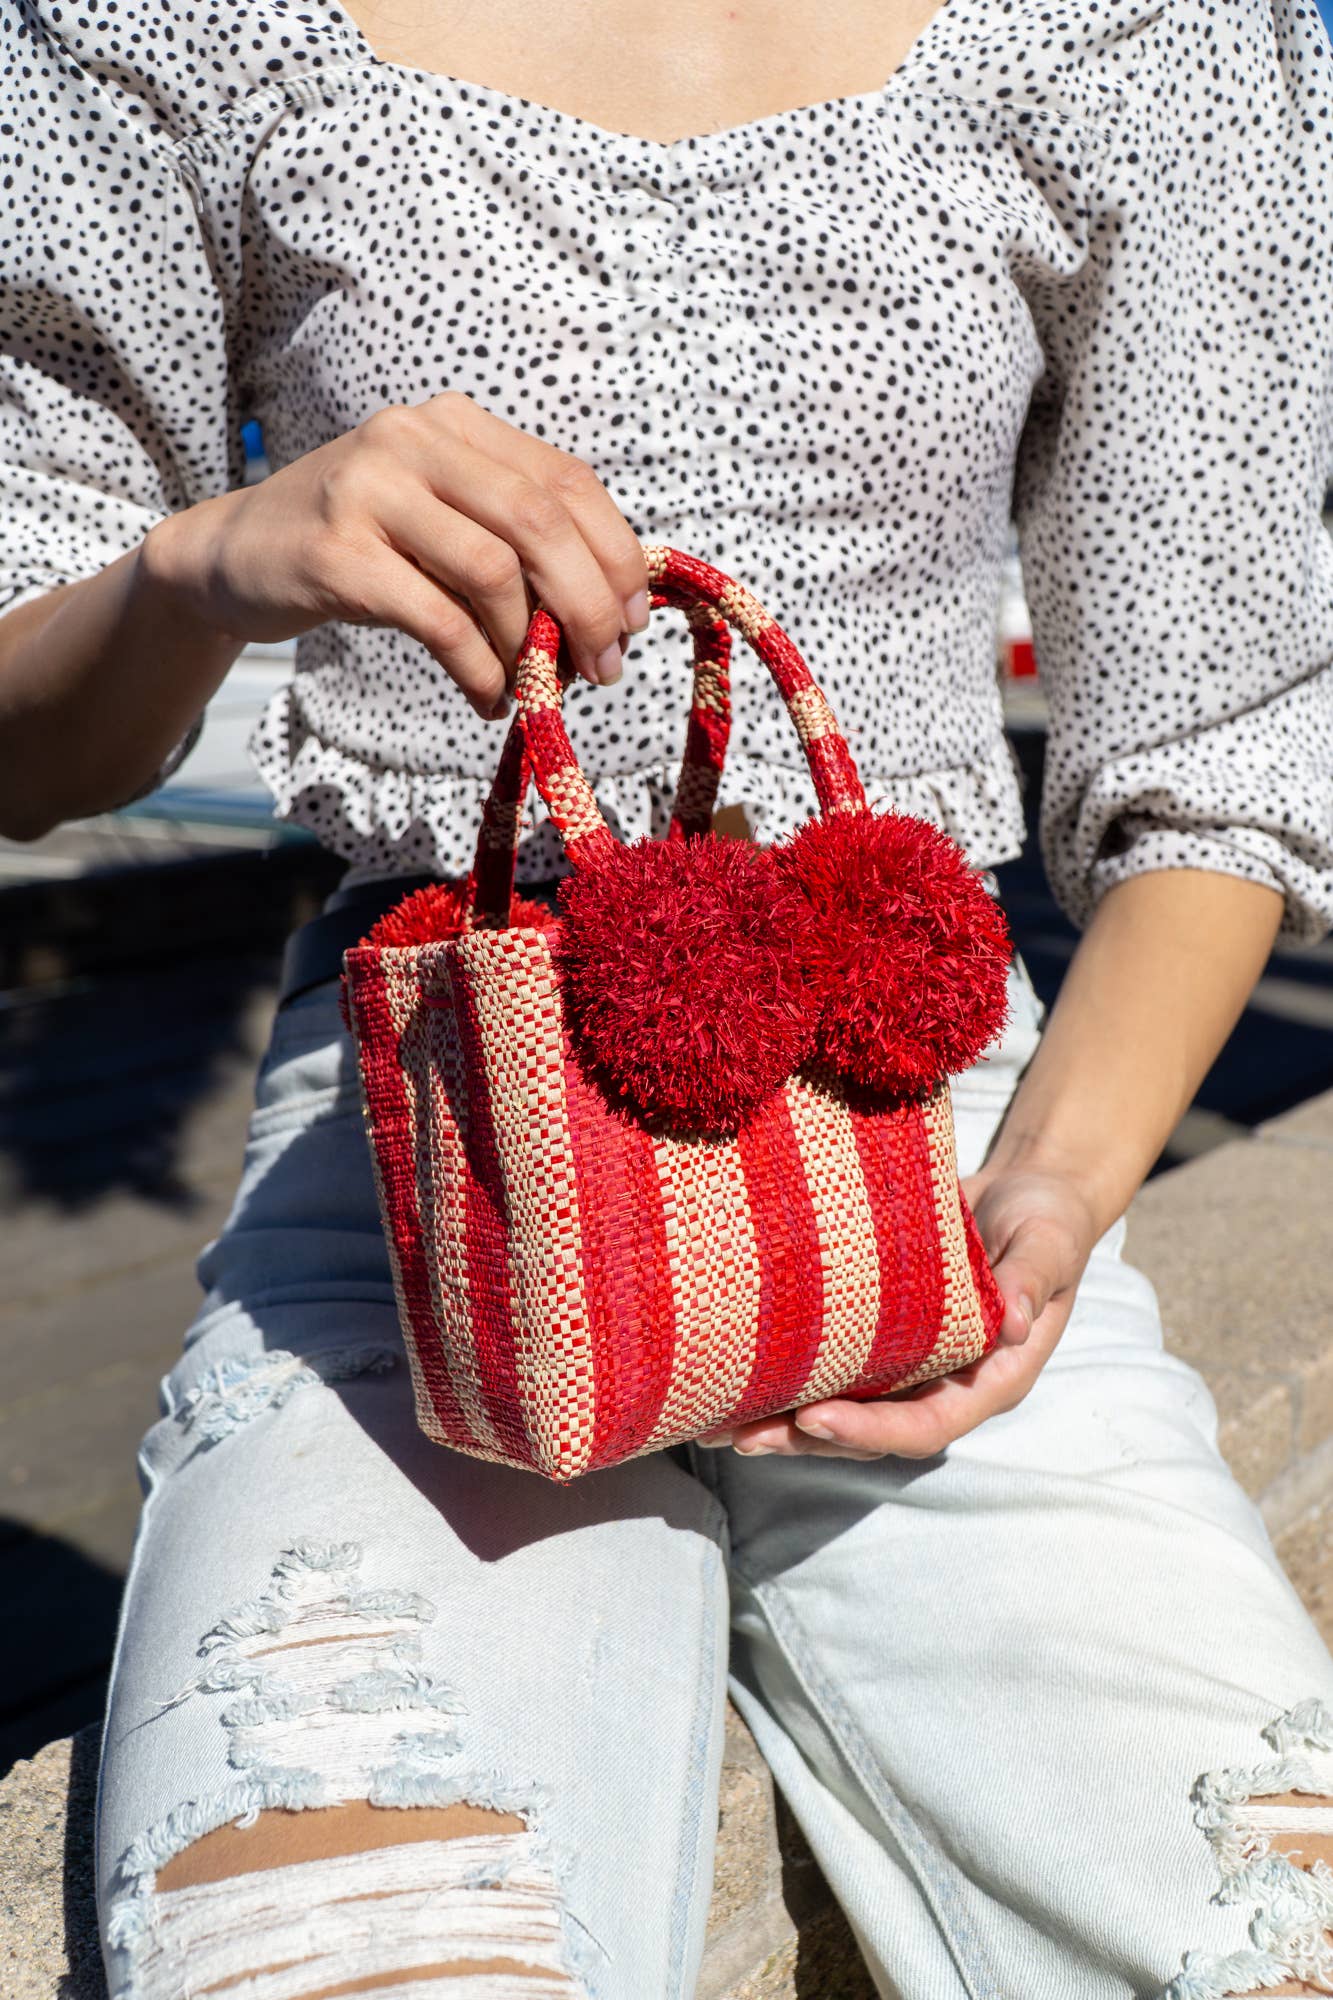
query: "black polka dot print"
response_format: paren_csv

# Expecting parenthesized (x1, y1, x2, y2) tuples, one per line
(2, 0, 1331, 940)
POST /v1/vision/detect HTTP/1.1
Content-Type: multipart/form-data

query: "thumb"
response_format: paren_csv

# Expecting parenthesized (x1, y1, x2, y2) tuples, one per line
(987, 1229, 1058, 1347)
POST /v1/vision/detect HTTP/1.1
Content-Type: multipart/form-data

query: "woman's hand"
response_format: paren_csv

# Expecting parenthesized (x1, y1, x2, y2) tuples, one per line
(0, 387, 649, 835)
(140, 390, 651, 720)
(698, 1162, 1101, 1460)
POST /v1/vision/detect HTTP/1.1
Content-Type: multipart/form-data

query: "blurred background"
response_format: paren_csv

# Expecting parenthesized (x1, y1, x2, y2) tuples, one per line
(2, 401, 1333, 1777)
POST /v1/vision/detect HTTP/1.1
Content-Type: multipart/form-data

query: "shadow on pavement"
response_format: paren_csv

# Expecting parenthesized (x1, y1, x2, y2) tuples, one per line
(0, 845, 344, 1212)
(0, 1521, 122, 1776)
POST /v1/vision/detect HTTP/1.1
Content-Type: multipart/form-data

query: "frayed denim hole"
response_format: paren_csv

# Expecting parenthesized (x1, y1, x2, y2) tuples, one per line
(1161, 1698, 1333, 2000)
(170, 1343, 399, 1453)
(108, 1534, 602, 1998)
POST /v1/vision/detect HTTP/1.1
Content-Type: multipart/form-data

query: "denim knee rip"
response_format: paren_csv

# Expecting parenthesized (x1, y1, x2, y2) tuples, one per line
(103, 1539, 602, 1999)
(170, 1343, 400, 1448)
(1163, 1698, 1333, 1999)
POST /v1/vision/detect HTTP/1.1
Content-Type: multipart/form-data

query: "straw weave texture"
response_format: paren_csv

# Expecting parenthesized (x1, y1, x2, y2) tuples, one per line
(344, 928, 1002, 1483)
(346, 543, 1005, 1482)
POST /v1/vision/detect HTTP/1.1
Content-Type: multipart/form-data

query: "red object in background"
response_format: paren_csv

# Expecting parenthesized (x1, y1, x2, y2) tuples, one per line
(1005, 636, 1038, 679)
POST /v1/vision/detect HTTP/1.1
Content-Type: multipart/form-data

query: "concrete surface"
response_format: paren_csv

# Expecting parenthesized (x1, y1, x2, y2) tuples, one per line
(0, 1731, 102, 2000)
(1125, 1093, 1333, 1517)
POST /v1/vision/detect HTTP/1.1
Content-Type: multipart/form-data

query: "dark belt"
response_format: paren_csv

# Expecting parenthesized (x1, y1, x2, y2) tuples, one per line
(277, 872, 566, 1009)
(277, 873, 439, 1010)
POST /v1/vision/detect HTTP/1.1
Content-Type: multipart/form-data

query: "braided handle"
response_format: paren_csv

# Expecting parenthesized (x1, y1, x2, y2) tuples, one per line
(471, 544, 866, 927)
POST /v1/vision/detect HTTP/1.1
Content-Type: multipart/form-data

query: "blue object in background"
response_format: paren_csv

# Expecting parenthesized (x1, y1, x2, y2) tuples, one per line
(240, 418, 270, 486)
(1318, 0, 1332, 44)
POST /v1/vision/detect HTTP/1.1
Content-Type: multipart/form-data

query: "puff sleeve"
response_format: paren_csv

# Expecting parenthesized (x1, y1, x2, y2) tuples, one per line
(0, 12, 245, 778)
(1010, 0, 1333, 946)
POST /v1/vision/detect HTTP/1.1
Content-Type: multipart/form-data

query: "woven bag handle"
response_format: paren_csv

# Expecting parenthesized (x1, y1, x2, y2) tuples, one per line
(471, 543, 866, 927)
(468, 575, 734, 924)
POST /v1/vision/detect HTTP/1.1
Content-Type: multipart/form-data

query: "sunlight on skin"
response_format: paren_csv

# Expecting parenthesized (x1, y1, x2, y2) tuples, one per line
(155, 1803, 550, 1992)
(1233, 1801, 1333, 1999)
(155, 1801, 528, 1889)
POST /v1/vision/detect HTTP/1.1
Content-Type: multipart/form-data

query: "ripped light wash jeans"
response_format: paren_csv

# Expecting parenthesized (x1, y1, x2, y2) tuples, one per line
(94, 918, 1333, 2000)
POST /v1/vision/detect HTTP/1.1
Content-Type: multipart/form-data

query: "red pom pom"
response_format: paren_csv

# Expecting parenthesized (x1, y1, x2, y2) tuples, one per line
(555, 837, 820, 1133)
(362, 876, 556, 950)
(363, 880, 471, 949)
(778, 811, 1012, 1096)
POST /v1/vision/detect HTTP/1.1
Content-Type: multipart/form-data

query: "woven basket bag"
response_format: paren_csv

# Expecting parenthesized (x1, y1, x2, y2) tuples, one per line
(342, 544, 1011, 1482)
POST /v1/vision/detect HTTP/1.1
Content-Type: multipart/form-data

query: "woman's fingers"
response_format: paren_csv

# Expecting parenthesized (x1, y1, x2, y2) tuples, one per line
(986, 1237, 1050, 1346)
(778, 1304, 1071, 1460)
(424, 444, 629, 686)
(373, 489, 536, 692)
(962, 1177, 1084, 1347)
(703, 1351, 1026, 1461)
(400, 397, 648, 686)
(697, 1172, 1102, 1465)
(434, 394, 651, 632)
(960, 1174, 1024, 1341)
(792, 1342, 1045, 1457)
(530, 444, 653, 637)
(347, 543, 514, 719)
(181, 392, 649, 704)
(711, 1252, 1083, 1462)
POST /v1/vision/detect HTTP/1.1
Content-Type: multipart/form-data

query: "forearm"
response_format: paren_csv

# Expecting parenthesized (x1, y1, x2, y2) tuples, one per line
(0, 504, 246, 841)
(983, 867, 1284, 1232)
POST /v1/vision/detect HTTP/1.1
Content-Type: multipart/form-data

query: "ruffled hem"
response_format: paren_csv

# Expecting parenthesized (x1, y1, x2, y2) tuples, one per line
(247, 688, 1028, 884)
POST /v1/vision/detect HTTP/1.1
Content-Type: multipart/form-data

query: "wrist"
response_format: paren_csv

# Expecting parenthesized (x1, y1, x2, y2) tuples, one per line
(977, 1122, 1137, 1239)
(135, 494, 251, 653)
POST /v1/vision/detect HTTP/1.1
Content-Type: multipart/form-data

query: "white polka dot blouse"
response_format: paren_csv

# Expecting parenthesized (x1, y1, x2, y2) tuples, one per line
(3, 0, 1332, 940)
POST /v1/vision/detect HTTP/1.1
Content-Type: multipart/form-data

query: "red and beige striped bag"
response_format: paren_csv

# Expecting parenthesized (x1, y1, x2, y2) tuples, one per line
(342, 545, 1012, 1483)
